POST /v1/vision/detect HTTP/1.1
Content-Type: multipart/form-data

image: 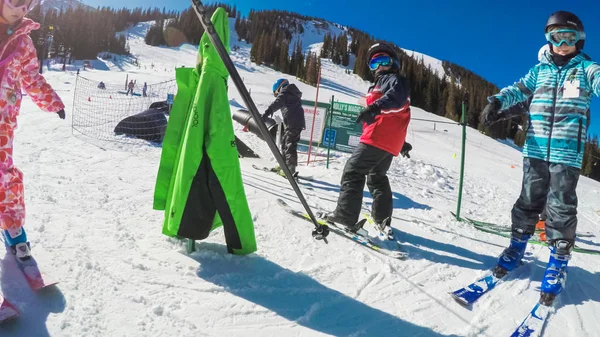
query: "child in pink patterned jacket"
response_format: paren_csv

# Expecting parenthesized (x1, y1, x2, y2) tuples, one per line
(0, 0, 65, 261)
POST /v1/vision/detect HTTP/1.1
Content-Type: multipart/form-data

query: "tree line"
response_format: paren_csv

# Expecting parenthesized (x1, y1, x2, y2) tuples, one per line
(25, 4, 598, 180)
(145, 3, 238, 47)
(228, 9, 600, 179)
(26, 6, 176, 59)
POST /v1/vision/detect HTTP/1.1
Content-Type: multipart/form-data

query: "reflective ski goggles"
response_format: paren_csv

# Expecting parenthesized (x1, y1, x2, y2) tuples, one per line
(545, 29, 584, 47)
(368, 54, 393, 70)
(4, 0, 39, 12)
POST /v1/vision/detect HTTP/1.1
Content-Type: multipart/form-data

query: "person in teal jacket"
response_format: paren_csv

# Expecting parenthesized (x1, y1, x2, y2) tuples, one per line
(480, 11, 600, 305)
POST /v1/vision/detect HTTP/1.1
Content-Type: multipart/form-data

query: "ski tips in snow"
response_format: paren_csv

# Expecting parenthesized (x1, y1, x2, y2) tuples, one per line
(449, 273, 501, 307)
(509, 302, 550, 337)
(0, 296, 18, 324)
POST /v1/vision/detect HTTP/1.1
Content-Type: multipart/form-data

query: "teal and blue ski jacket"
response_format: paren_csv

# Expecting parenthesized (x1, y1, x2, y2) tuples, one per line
(491, 50, 600, 168)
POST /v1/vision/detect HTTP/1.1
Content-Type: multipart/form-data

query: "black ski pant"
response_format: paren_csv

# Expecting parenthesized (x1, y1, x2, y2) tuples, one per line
(511, 157, 580, 245)
(281, 127, 302, 169)
(333, 143, 393, 225)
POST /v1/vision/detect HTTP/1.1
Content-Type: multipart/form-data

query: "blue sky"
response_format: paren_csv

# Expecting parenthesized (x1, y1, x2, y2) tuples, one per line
(88, 0, 600, 137)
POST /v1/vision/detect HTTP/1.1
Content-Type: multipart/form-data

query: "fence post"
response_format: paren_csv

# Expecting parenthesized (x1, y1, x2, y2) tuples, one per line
(326, 95, 335, 169)
(306, 65, 322, 166)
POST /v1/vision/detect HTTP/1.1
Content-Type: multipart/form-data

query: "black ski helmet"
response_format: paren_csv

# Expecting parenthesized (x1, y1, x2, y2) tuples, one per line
(545, 11, 585, 50)
(367, 42, 401, 70)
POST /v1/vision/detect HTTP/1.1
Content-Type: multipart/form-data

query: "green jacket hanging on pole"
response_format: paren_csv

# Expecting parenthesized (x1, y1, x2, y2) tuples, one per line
(153, 7, 256, 255)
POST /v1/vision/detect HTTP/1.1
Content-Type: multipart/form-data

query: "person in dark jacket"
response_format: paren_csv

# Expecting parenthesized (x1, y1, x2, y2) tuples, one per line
(262, 79, 305, 175)
(325, 42, 411, 234)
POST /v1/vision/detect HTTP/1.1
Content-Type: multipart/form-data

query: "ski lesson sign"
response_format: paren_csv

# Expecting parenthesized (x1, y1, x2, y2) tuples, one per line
(322, 101, 364, 153)
(298, 99, 329, 146)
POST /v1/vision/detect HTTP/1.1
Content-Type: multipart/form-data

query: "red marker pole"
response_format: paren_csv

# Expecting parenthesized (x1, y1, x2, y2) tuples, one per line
(307, 64, 322, 166)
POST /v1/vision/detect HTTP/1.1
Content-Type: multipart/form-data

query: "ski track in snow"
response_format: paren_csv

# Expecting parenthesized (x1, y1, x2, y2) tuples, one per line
(0, 18, 598, 337)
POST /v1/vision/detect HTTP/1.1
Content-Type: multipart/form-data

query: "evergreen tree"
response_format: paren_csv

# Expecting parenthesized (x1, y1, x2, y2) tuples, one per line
(278, 41, 289, 73)
(445, 77, 458, 121)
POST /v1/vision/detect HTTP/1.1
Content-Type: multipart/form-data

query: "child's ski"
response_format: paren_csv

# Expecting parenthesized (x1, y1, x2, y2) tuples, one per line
(277, 198, 408, 259)
(0, 295, 18, 323)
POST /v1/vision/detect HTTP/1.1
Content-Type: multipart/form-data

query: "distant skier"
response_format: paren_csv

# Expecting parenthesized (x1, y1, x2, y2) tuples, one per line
(0, 0, 66, 261)
(126, 80, 134, 96)
(143, 82, 148, 97)
(262, 79, 305, 176)
(323, 42, 411, 235)
(480, 11, 600, 305)
(98, 81, 106, 90)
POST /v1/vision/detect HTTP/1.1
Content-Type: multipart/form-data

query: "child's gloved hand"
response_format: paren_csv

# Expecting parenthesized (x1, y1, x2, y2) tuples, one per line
(480, 98, 504, 127)
(400, 142, 412, 158)
(57, 109, 65, 119)
(355, 104, 380, 125)
(261, 110, 271, 121)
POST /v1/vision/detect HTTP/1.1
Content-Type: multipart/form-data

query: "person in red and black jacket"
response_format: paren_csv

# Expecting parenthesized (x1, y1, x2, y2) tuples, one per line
(325, 42, 411, 233)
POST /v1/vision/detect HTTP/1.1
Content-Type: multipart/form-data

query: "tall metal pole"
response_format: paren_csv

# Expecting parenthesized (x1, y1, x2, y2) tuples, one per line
(306, 63, 322, 165)
(455, 91, 469, 220)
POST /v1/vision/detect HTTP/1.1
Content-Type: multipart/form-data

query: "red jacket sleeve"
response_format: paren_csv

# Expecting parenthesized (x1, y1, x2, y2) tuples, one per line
(19, 36, 65, 113)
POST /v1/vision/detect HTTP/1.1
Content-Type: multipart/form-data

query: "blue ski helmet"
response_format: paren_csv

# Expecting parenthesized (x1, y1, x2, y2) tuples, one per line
(272, 78, 289, 95)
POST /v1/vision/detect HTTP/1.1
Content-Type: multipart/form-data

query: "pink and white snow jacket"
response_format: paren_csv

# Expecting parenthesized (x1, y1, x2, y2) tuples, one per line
(0, 18, 64, 231)
(0, 18, 64, 131)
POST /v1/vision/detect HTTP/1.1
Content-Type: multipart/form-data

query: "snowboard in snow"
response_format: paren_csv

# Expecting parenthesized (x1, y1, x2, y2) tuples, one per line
(118, 91, 142, 97)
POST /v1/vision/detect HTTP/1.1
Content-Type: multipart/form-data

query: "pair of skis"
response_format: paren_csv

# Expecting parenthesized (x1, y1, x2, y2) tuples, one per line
(255, 164, 407, 258)
(449, 214, 562, 336)
(450, 264, 551, 337)
(276, 199, 408, 260)
(0, 241, 58, 324)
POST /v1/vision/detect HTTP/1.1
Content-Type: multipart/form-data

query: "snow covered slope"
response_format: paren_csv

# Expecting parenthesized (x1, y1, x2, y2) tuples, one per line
(1, 18, 599, 337)
(40, 0, 94, 13)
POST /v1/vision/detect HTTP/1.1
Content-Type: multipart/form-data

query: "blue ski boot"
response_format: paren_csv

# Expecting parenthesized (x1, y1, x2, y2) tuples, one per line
(540, 239, 572, 306)
(3, 227, 31, 261)
(493, 232, 532, 278)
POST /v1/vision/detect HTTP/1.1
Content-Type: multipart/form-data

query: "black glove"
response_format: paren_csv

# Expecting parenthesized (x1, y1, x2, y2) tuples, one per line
(400, 142, 412, 158)
(262, 110, 271, 121)
(56, 109, 66, 119)
(355, 104, 380, 125)
(480, 98, 504, 127)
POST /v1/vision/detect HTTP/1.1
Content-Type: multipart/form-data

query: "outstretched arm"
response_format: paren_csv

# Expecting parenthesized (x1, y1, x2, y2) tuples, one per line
(491, 66, 538, 109)
(19, 37, 65, 113)
(264, 94, 284, 117)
